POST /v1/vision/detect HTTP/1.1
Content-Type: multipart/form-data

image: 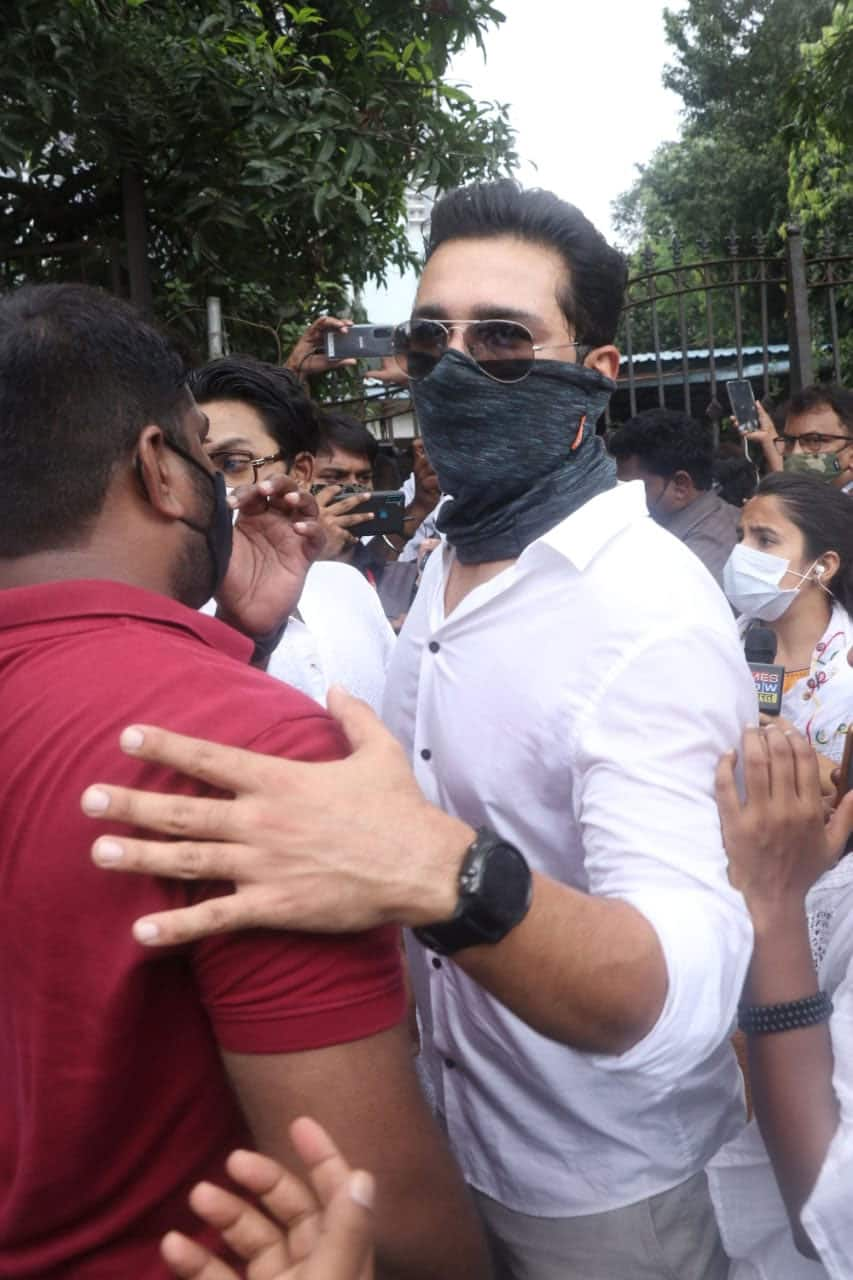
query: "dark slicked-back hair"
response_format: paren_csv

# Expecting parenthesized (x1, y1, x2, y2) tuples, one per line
(608, 408, 715, 490)
(425, 179, 628, 348)
(787, 383, 853, 432)
(189, 355, 321, 465)
(0, 283, 186, 558)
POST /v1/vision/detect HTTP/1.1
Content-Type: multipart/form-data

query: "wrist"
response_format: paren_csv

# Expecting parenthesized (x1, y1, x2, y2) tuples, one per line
(745, 893, 809, 941)
(743, 901, 815, 1006)
(387, 807, 473, 927)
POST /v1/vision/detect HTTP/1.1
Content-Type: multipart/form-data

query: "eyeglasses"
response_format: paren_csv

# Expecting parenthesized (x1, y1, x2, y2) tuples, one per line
(207, 449, 284, 485)
(773, 432, 853, 455)
(391, 318, 585, 384)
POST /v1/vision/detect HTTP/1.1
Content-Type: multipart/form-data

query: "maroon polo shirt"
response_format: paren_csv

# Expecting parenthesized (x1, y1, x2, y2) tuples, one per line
(0, 580, 404, 1279)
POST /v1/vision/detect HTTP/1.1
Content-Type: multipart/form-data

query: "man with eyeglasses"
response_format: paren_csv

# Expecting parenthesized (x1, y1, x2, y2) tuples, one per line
(778, 384, 853, 493)
(741, 384, 853, 494)
(191, 355, 396, 714)
(85, 181, 756, 1279)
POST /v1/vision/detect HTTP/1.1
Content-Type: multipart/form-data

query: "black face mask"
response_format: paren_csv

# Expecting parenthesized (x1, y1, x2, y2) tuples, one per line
(411, 350, 617, 563)
(138, 438, 233, 597)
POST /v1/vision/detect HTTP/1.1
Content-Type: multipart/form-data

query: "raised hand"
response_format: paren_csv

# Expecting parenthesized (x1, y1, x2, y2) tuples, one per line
(216, 476, 325, 637)
(161, 1118, 374, 1280)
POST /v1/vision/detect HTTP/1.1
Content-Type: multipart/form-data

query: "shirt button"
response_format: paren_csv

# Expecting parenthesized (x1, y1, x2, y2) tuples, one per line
(431, 956, 442, 969)
(428, 641, 440, 653)
(420, 748, 432, 761)
(444, 1056, 457, 1069)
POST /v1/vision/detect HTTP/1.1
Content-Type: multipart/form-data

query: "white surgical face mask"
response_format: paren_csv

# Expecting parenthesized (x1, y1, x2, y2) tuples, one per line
(723, 543, 821, 621)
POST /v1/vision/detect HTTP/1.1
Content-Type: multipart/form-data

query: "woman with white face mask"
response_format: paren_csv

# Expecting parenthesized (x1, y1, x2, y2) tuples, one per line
(723, 472, 853, 770)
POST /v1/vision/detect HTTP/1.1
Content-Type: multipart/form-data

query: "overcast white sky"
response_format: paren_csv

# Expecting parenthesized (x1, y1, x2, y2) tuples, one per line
(448, 0, 685, 248)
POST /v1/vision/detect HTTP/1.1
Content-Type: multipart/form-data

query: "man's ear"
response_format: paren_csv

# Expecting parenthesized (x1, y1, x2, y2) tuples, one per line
(135, 425, 190, 519)
(583, 344, 620, 381)
(671, 469, 696, 506)
(290, 451, 315, 487)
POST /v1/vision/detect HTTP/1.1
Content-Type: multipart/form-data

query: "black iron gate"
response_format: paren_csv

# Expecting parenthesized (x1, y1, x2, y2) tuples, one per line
(610, 227, 852, 427)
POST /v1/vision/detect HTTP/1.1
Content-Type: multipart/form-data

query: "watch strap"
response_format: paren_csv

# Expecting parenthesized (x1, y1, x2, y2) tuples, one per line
(413, 826, 532, 957)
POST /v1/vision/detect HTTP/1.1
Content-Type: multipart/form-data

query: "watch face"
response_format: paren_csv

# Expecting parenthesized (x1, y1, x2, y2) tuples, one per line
(469, 841, 531, 929)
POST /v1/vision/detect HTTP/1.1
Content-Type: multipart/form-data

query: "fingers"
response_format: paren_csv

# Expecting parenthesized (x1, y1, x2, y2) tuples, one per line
(290, 1117, 355, 1209)
(756, 401, 774, 429)
(226, 1145, 325, 1267)
(741, 726, 771, 807)
(82, 781, 241, 841)
(787, 727, 823, 812)
(259, 477, 319, 519)
(186, 1180, 290, 1268)
(160, 1231, 240, 1280)
(763, 723, 796, 802)
(326, 687, 388, 755)
(714, 749, 741, 831)
(129, 887, 278, 947)
(303, 1173, 375, 1280)
(114, 724, 274, 794)
(294, 518, 331, 560)
(92, 832, 243, 880)
(827, 790, 853, 861)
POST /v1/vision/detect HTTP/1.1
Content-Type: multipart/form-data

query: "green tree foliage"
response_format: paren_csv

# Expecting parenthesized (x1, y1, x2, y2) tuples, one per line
(786, 2, 853, 237)
(786, 2, 853, 378)
(1, 0, 515, 357)
(612, 0, 849, 363)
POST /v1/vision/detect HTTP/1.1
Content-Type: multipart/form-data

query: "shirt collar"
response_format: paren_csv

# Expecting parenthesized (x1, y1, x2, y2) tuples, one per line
(0, 578, 253, 662)
(535, 480, 649, 572)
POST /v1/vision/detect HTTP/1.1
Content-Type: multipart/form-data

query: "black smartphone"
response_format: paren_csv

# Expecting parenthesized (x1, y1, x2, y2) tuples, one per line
(324, 324, 394, 361)
(329, 488, 406, 537)
(726, 379, 759, 432)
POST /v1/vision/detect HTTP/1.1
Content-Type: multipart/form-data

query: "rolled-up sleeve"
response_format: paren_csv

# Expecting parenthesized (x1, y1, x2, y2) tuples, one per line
(572, 621, 755, 1077)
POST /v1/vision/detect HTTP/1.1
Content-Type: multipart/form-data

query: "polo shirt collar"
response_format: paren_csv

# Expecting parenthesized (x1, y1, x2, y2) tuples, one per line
(0, 578, 252, 662)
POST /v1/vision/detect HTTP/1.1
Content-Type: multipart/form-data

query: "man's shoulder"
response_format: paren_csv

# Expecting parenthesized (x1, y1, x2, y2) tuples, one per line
(681, 490, 740, 536)
(7, 602, 346, 766)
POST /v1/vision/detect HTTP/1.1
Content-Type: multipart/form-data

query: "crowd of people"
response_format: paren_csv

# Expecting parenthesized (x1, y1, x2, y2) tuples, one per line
(1, 178, 852, 1280)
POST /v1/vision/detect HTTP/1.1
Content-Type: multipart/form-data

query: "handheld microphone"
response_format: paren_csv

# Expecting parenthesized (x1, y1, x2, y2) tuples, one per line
(744, 624, 785, 716)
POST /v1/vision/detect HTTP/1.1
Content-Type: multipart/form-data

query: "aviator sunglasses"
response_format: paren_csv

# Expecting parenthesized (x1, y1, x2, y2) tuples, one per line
(391, 318, 585, 384)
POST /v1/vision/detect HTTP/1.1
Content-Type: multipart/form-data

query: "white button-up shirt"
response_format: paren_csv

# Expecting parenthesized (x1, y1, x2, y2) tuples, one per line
(383, 481, 755, 1217)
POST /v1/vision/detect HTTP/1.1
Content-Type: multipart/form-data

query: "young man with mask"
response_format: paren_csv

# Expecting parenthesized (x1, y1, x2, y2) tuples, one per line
(189, 356, 395, 713)
(0, 285, 490, 1280)
(85, 182, 756, 1280)
(608, 407, 740, 587)
(778, 384, 853, 494)
(738, 384, 853, 495)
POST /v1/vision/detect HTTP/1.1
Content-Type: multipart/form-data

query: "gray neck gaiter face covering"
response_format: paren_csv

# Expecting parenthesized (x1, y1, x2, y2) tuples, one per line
(411, 350, 617, 564)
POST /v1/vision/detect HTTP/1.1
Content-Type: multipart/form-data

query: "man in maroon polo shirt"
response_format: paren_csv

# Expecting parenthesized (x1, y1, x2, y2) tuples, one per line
(0, 284, 488, 1280)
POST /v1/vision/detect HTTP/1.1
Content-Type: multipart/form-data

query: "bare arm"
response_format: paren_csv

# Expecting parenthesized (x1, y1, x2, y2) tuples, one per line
(222, 1024, 491, 1280)
(455, 875, 666, 1053)
(717, 725, 853, 1257)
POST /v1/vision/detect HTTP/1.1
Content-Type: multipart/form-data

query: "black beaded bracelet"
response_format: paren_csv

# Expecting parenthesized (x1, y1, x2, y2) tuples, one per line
(738, 991, 833, 1035)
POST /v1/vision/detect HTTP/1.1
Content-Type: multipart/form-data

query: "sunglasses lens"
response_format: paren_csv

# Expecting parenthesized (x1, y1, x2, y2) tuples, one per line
(467, 321, 534, 382)
(392, 320, 445, 380)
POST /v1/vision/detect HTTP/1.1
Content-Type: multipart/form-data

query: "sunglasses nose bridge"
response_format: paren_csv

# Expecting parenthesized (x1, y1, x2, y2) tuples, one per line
(442, 322, 471, 355)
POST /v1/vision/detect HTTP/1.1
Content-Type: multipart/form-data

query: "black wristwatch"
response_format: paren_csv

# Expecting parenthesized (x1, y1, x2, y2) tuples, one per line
(413, 827, 532, 957)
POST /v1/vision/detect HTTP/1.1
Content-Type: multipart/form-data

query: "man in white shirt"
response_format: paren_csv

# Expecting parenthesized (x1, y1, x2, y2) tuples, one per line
(84, 180, 756, 1279)
(190, 356, 396, 712)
